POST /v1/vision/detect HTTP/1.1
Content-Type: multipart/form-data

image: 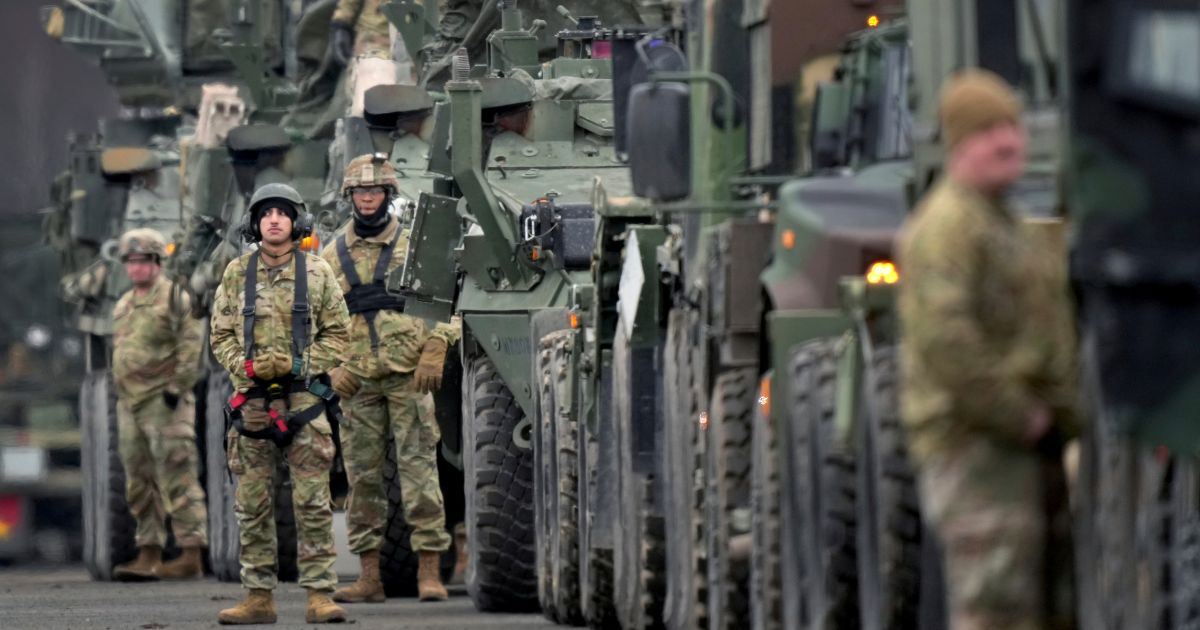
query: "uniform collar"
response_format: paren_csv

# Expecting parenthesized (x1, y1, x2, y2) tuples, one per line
(343, 215, 399, 246)
(132, 275, 168, 303)
(945, 176, 1015, 221)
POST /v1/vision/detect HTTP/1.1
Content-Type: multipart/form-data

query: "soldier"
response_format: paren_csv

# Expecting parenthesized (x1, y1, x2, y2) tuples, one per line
(330, 0, 394, 63)
(210, 184, 351, 625)
(897, 69, 1077, 630)
(110, 228, 208, 581)
(321, 154, 459, 604)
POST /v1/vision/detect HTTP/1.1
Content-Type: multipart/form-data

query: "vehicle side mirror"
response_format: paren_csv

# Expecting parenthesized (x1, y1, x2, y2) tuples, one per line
(810, 81, 851, 170)
(628, 82, 691, 202)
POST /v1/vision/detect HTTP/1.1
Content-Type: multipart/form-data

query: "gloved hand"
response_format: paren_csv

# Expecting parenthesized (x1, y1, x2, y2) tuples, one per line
(250, 352, 294, 381)
(330, 366, 362, 400)
(414, 338, 448, 393)
(163, 389, 180, 410)
(330, 21, 355, 66)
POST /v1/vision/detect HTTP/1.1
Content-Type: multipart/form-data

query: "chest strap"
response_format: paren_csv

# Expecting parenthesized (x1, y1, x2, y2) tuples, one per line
(335, 231, 405, 351)
(242, 250, 312, 379)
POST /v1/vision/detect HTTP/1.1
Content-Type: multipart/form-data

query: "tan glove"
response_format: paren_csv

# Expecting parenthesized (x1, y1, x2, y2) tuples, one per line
(414, 338, 448, 393)
(330, 366, 362, 400)
(250, 352, 281, 380)
(273, 352, 296, 378)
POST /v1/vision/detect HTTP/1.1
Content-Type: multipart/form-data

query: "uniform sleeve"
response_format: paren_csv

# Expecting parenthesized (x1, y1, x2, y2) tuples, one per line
(332, 0, 364, 26)
(169, 290, 204, 395)
(429, 314, 462, 346)
(899, 210, 1032, 442)
(210, 259, 253, 392)
(307, 258, 351, 377)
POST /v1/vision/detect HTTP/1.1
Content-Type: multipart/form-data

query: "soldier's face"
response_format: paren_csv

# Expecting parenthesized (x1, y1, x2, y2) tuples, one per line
(259, 206, 294, 246)
(124, 255, 159, 287)
(958, 122, 1028, 192)
(352, 186, 387, 216)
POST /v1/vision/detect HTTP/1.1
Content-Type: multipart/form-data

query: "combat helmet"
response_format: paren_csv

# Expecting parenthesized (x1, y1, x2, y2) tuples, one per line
(118, 228, 167, 261)
(341, 153, 398, 198)
(242, 183, 313, 243)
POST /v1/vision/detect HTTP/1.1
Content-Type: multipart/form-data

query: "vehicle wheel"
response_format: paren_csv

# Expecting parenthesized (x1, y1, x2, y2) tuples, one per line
(782, 339, 858, 630)
(750, 369, 782, 630)
(661, 309, 707, 630)
(463, 354, 538, 611)
(204, 371, 298, 583)
(855, 345, 921, 630)
(612, 326, 666, 630)
(537, 331, 584, 624)
(704, 368, 755, 630)
(80, 370, 137, 581)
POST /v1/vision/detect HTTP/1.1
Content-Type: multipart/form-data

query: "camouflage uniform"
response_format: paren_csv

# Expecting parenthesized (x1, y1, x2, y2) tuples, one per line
(897, 177, 1077, 630)
(210, 251, 351, 592)
(321, 216, 459, 555)
(333, 0, 393, 58)
(113, 275, 207, 549)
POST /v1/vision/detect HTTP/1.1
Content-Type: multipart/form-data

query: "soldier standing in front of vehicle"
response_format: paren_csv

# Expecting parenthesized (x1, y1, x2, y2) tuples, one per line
(897, 69, 1078, 630)
(322, 154, 459, 604)
(210, 184, 351, 625)
(111, 228, 208, 581)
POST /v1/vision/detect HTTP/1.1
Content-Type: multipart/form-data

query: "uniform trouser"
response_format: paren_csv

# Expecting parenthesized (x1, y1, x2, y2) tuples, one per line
(341, 372, 451, 555)
(226, 392, 337, 591)
(919, 438, 1061, 630)
(117, 392, 208, 548)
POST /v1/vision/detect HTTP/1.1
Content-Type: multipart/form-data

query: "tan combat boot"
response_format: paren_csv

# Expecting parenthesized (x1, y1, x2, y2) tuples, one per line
(156, 547, 203, 579)
(332, 549, 385, 603)
(417, 550, 448, 602)
(217, 589, 276, 625)
(306, 589, 348, 623)
(113, 545, 162, 581)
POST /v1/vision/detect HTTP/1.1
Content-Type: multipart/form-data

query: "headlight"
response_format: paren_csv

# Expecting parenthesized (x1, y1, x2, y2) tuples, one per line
(24, 325, 51, 350)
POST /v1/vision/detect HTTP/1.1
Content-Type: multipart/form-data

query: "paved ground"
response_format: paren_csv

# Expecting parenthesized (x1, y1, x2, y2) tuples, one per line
(0, 566, 553, 630)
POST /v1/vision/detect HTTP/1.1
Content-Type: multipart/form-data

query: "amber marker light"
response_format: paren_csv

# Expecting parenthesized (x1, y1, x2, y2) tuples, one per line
(781, 229, 796, 250)
(569, 311, 580, 329)
(165, 242, 177, 256)
(299, 235, 320, 252)
(866, 260, 900, 285)
(758, 375, 771, 418)
(867, 15, 881, 28)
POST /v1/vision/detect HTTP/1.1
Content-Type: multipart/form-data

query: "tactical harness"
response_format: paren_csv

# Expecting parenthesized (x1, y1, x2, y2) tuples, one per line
(224, 250, 342, 449)
(334, 231, 406, 352)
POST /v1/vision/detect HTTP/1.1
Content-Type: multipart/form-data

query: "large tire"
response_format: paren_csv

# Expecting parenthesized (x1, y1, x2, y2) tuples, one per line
(536, 331, 584, 624)
(781, 339, 858, 630)
(661, 309, 707, 630)
(704, 368, 755, 630)
(855, 345, 922, 630)
(463, 354, 539, 611)
(203, 372, 299, 583)
(750, 369, 782, 630)
(612, 326, 666, 630)
(80, 370, 137, 581)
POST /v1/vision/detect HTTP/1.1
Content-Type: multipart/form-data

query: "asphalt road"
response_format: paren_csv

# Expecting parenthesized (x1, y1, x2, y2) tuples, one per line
(0, 565, 554, 630)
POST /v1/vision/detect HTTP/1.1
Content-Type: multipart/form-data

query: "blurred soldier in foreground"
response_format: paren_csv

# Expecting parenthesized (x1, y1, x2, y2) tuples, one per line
(323, 155, 459, 603)
(210, 185, 351, 624)
(111, 228, 208, 581)
(897, 69, 1078, 630)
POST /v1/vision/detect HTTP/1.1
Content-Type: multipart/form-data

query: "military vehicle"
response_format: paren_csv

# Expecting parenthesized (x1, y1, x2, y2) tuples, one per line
(0, 215, 84, 564)
(1067, 0, 1200, 628)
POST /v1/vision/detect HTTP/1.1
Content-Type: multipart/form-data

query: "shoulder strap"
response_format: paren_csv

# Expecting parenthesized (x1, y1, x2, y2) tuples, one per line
(372, 229, 402, 284)
(335, 234, 363, 288)
(242, 252, 259, 362)
(291, 252, 311, 375)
